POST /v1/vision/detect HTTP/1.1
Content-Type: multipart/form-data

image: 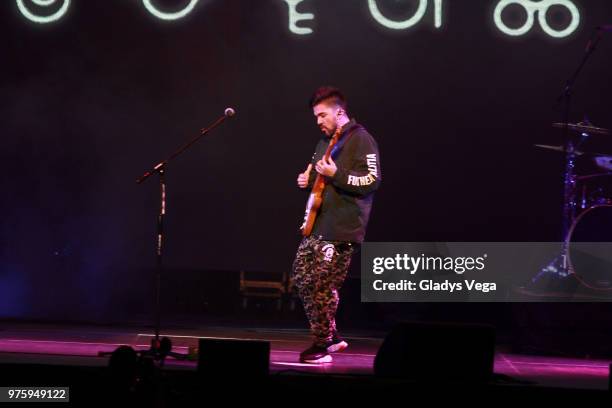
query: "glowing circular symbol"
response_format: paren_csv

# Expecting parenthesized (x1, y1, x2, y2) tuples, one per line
(368, 0, 442, 30)
(16, 0, 70, 24)
(368, 0, 427, 30)
(494, 0, 580, 38)
(142, 0, 200, 21)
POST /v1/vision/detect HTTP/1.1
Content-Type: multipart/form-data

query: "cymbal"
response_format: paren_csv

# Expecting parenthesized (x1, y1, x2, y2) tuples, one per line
(533, 144, 612, 157)
(534, 144, 586, 155)
(552, 122, 610, 136)
(534, 145, 612, 159)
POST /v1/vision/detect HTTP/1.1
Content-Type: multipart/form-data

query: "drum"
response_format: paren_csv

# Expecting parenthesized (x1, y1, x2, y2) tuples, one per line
(567, 204, 612, 290)
(577, 174, 612, 209)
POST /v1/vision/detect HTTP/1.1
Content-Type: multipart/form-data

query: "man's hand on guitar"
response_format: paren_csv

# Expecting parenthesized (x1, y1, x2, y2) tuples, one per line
(315, 157, 337, 178)
(297, 163, 313, 188)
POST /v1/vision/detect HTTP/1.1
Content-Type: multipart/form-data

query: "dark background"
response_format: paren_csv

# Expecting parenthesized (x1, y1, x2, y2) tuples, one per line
(1, 0, 612, 335)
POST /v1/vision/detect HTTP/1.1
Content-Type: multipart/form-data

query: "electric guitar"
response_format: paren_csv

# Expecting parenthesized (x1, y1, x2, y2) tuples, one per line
(300, 125, 343, 236)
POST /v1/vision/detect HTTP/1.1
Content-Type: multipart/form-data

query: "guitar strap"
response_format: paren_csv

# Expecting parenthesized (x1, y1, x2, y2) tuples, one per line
(330, 124, 363, 160)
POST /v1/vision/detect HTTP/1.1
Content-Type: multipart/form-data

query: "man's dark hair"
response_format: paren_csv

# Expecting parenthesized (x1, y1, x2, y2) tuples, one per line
(309, 86, 347, 110)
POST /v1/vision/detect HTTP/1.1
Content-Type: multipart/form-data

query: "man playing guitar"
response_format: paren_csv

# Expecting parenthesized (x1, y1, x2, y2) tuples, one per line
(293, 86, 381, 364)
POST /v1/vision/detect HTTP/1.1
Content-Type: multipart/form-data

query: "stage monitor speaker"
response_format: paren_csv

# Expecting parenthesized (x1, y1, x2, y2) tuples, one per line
(197, 338, 270, 377)
(374, 321, 495, 382)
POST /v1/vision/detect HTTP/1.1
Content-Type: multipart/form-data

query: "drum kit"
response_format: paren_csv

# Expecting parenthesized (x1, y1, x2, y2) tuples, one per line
(534, 121, 612, 291)
(527, 26, 612, 293)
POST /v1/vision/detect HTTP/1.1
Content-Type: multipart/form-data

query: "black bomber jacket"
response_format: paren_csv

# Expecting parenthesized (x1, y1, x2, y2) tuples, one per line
(302, 118, 381, 243)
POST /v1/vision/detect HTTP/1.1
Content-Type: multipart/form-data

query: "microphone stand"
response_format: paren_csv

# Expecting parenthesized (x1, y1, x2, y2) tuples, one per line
(134, 110, 234, 362)
(530, 29, 604, 290)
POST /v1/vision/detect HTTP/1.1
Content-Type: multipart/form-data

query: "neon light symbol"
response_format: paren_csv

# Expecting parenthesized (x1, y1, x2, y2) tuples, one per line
(368, 0, 443, 30)
(16, 0, 70, 24)
(494, 0, 580, 38)
(283, 0, 314, 35)
(142, 0, 199, 21)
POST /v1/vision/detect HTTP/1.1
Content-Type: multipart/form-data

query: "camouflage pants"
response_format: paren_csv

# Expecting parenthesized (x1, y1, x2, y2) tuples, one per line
(291, 235, 354, 346)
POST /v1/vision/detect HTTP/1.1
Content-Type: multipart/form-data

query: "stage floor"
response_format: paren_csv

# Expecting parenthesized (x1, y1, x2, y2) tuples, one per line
(0, 322, 609, 391)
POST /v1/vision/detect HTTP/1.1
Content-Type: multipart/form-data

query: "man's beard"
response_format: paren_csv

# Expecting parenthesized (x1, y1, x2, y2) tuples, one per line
(324, 125, 337, 136)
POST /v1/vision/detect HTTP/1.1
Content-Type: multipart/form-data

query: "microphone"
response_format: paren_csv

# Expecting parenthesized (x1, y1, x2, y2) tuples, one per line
(199, 107, 236, 134)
